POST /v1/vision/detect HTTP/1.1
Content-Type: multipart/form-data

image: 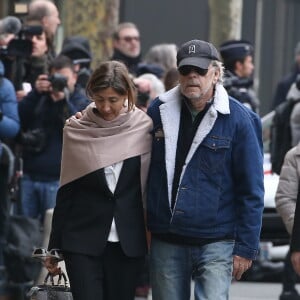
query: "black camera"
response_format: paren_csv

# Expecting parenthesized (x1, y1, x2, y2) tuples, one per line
(48, 73, 68, 92)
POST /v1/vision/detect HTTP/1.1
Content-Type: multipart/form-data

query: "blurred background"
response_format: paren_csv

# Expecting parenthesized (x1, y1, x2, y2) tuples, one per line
(0, 0, 299, 119)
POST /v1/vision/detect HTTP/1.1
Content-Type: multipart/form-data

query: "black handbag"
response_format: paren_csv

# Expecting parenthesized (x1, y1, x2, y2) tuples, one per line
(28, 272, 73, 300)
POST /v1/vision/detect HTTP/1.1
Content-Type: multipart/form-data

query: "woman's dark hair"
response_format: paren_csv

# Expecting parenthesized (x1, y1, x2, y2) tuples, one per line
(24, 19, 52, 54)
(86, 60, 136, 111)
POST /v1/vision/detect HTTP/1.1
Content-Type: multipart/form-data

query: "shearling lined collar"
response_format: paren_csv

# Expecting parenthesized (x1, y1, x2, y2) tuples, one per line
(159, 83, 230, 115)
(157, 83, 230, 207)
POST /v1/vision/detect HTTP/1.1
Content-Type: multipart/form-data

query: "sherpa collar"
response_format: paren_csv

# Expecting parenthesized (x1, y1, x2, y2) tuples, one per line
(158, 83, 230, 206)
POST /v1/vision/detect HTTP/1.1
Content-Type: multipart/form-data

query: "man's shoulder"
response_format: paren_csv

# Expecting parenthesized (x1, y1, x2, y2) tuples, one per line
(70, 88, 90, 106)
(227, 96, 261, 126)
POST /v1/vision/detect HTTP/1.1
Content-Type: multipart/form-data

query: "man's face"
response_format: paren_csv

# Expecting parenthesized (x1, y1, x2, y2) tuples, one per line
(114, 27, 140, 58)
(178, 64, 219, 111)
(44, 4, 61, 36)
(236, 55, 254, 78)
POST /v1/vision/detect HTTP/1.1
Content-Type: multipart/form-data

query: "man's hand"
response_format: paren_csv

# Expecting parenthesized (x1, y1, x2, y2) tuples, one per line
(44, 257, 61, 276)
(232, 255, 252, 280)
(35, 74, 65, 102)
(16, 90, 28, 102)
(291, 251, 300, 275)
(35, 74, 51, 93)
(50, 90, 65, 102)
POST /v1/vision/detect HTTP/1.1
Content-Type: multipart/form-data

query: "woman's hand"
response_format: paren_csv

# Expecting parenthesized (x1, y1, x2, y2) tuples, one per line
(44, 257, 61, 276)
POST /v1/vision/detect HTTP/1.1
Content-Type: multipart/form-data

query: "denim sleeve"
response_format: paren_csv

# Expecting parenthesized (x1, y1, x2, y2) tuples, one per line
(232, 110, 264, 260)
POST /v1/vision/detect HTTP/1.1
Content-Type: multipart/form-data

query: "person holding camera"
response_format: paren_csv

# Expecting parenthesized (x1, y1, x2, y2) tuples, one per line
(219, 39, 259, 113)
(17, 54, 89, 222)
(14, 19, 52, 102)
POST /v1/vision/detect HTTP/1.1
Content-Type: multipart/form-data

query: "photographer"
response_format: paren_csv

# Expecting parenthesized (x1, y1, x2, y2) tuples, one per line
(60, 35, 93, 89)
(14, 19, 52, 101)
(220, 39, 259, 113)
(17, 55, 89, 222)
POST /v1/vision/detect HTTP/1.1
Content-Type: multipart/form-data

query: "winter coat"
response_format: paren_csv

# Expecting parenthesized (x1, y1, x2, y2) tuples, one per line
(275, 144, 300, 235)
(147, 84, 264, 260)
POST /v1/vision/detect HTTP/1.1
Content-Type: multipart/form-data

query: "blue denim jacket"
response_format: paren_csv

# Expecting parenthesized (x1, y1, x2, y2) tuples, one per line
(147, 84, 264, 260)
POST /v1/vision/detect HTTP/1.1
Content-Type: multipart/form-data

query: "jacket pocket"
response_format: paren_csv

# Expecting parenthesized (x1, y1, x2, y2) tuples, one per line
(198, 136, 231, 173)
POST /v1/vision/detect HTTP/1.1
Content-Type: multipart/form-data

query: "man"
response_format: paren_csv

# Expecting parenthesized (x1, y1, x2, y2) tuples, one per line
(111, 22, 142, 76)
(146, 39, 264, 300)
(18, 55, 89, 221)
(28, 0, 61, 59)
(220, 39, 259, 112)
(60, 35, 93, 89)
(271, 41, 300, 110)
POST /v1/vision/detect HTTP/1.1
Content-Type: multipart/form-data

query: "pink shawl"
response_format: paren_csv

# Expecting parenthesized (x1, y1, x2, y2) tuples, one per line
(60, 103, 153, 190)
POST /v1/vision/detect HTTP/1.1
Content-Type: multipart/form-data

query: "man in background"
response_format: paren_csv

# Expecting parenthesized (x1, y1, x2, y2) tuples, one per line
(271, 42, 300, 110)
(220, 39, 259, 113)
(28, 0, 61, 59)
(111, 22, 142, 76)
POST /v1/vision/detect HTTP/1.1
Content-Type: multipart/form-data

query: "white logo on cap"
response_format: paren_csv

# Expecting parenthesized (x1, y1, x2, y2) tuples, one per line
(188, 45, 196, 54)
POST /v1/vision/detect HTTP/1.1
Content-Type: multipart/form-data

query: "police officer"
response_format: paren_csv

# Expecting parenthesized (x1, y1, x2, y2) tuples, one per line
(220, 40, 259, 113)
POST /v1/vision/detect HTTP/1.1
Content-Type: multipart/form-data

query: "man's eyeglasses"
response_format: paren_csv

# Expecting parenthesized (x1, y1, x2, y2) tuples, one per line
(178, 66, 209, 76)
(119, 36, 140, 43)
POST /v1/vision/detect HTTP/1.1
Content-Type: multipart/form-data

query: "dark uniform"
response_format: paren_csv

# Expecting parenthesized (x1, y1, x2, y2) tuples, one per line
(220, 40, 259, 113)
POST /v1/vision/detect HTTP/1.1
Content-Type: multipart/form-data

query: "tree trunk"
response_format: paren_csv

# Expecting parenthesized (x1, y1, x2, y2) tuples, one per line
(208, 0, 243, 47)
(63, 0, 119, 68)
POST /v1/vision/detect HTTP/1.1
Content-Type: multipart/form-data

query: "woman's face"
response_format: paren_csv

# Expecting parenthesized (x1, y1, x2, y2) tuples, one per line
(93, 87, 127, 121)
(29, 32, 48, 57)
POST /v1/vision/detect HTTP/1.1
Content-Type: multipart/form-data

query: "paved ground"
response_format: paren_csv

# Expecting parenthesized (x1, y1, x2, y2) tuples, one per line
(136, 282, 300, 300)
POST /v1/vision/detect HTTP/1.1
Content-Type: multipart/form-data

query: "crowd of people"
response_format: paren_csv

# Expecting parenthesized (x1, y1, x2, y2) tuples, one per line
(1, 1, 300, 300)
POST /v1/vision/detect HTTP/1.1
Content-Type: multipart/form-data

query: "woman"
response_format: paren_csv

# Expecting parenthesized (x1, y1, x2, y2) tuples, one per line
(15, 20, 51, 101)
(45, 60, 153, 300)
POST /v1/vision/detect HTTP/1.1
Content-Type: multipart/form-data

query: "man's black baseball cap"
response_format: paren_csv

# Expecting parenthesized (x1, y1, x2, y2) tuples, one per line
(177, 39, 220, 69)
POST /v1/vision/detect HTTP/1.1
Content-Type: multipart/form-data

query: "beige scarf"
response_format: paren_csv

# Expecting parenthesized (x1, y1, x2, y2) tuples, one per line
(60, 102, 153, 188)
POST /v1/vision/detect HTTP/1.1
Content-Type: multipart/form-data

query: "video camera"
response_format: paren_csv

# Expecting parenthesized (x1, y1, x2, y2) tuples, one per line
(48, 73, 68, 92)
(1, 25, 43, 58)
(0, 15, 43, 58)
